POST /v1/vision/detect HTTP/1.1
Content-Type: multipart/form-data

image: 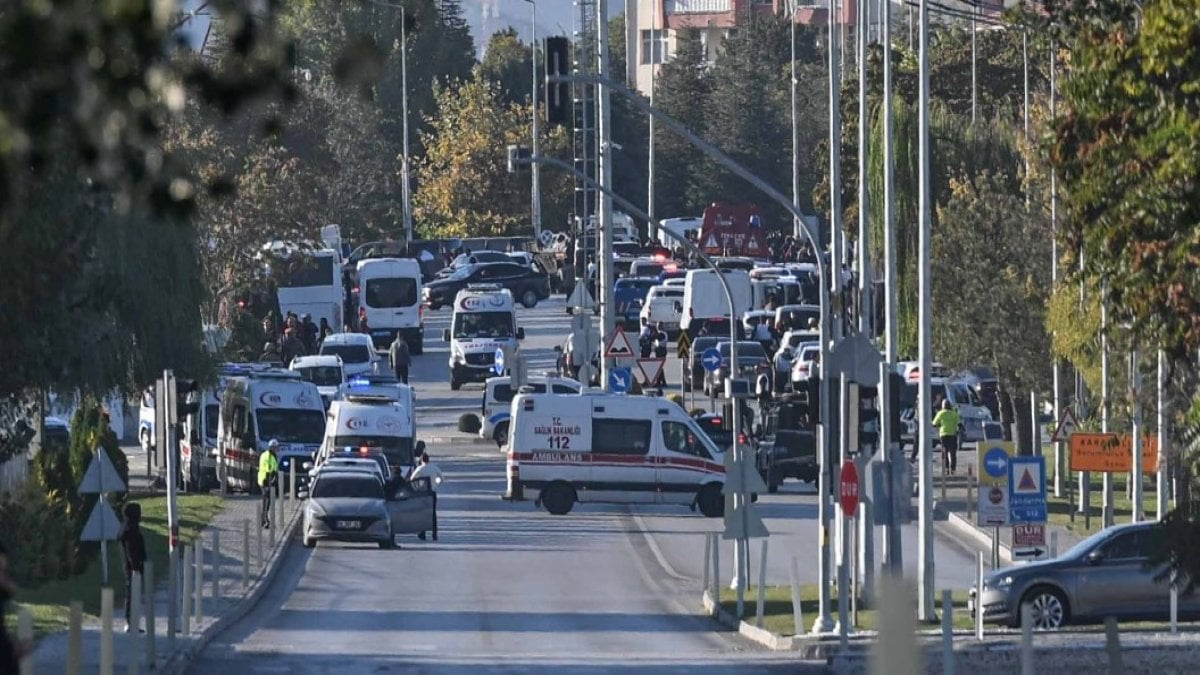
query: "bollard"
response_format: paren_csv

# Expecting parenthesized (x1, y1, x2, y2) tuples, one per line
(703, 533, 712, 594)
(975, 551, 984, 640)
(181, 545, 192, 637)
(1020, 603, 1034, 675)
(789, 556, 804, 638)
(290, 460, 297, 501)
(1104, 616, 1123, 674)
(711, 534, 720, 612)
(268, 492, 277, 548)
(17, 606, 32, 675)
(756, 540, 768, 629)
(128, 571, 142, 675)
(101, 587, 115, 675)
(1171, 583, 1178, 634)
(941, 589, 955, 675)
(67, 601, 82, 675)
(243, 518, 251, 588)
(256, 511, 264, 567)
(167, 547, 177, 645)
(211, 530, 221, 602)
(941, 472, 948, 507)
(194, 538, 204, 621)
(967, 467, 975, 521)
(144, 560, 156, 665)
(274, 482, 282, 532)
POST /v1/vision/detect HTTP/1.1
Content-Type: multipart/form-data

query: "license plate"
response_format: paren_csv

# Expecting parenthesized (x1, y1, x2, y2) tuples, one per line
(335, 520, 360, 530)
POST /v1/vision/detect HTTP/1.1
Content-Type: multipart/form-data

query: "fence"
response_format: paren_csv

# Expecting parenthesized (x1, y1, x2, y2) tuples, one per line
(0, 455, 29, 498)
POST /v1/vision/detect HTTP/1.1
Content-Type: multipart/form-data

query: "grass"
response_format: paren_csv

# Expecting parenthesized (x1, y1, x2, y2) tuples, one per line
(1043, 457, 1160, 536)
(9, 493, 223, 637)
(716, 584, 975, 636)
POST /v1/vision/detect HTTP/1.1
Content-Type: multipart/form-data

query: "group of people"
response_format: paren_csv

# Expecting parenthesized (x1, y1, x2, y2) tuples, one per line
(260, 311, 334, 366)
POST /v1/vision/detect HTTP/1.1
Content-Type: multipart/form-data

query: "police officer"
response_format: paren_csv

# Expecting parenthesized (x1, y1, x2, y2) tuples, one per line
(258, 440, 280, 528)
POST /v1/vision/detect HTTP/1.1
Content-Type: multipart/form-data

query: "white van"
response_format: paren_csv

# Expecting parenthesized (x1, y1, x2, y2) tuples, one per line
(218, 369, 326, 493)
(356, 258, 425, 354)
(480, 375, 581, 446)
(680, 269, 752, 335)
(289, 354, 345, 408)
(586, 212, 639, 243)
(317, 395, 424, 476)
(318, 332, 382, 378)
(508, 392, 727, 516)
(443, 285, 525, 391)
(638, 285, 685, 335)
(658, 217, 703, 249)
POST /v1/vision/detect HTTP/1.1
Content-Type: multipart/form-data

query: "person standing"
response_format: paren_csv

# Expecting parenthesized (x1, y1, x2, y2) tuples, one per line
(932, 400, 963, 474)
(409, 453, 444, 541)
(117, 502, 147, 633)
(388, 335, 412, 384)
(258, 440, 280, 528)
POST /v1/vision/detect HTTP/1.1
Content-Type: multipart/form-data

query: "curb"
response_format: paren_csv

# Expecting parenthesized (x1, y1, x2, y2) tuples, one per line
(158, 503, 304, 674)
(701, 589, 797, 651)
(944, 511, 1015, 566)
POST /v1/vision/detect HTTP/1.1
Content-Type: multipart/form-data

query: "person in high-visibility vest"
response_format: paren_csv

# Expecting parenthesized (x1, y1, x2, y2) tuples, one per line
(258, 440, 280, 529)
(932, 400, 963, 475)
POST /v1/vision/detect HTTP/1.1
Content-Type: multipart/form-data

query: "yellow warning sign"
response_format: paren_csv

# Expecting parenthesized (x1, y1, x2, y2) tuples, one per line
(1068, 433, 1158, 473)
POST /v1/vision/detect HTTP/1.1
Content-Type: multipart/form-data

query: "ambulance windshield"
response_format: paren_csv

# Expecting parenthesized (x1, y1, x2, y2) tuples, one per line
(257, 409, 325, 444)
(453, 311, 514, 339)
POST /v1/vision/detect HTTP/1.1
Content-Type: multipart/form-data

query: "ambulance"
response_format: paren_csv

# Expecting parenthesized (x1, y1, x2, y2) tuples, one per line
(507, 392, 727, 517)
(217, 368, 326, 493)
(317, 394, 424, 477)
(443, 284, 525, 390)
(479, 374, 581, 447)
(179, 385, 221, 492)
(335, 372, 418, 437)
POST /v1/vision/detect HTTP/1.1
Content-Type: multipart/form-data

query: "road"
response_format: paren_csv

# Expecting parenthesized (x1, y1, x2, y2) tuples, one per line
(189, 297, 978, 671)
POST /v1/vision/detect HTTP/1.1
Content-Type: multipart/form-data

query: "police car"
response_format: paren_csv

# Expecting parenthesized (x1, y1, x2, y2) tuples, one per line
(480, 375, 582, 447)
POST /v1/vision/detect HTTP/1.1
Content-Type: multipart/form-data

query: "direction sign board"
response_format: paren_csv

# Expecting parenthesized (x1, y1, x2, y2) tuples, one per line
(701, 347, 722, 373)
(1008, 456, 1047, 524)
(608, 367, 632, 394)
(1012, 522, 1048, 561)
(604, 326, 637, 359)
(494, 347, 506, 375)
(1069, 432, 1159, 473)
(1049, 408, 1078, 443)
(676, 331, 691, 360)
(839, 461, 860, 517)
(977, 440, 1013, 526)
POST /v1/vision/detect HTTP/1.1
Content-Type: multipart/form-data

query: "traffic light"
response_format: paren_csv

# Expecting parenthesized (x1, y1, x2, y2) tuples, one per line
(883, 371, 904, 447)
(857, 385, 881, 452)
(176, 379, 200, 419)
(545, 36, 571, 127)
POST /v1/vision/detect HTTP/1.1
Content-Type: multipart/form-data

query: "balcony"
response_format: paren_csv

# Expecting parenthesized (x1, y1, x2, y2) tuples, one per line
(665, 0, 734, 13)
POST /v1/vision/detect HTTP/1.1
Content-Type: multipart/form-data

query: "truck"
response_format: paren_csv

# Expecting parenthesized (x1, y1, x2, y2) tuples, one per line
(697, 203, 768, 259)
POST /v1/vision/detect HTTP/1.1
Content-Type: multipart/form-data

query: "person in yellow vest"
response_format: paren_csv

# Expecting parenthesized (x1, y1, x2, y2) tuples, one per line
(932, 399, 962, 475)
(258, 439, 280, 529)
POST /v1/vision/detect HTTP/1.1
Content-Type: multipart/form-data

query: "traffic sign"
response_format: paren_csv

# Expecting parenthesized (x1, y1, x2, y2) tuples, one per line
(608, 367, 632, 394)
(565, 279, 595, 309)
(979, 485, 1010, 526)
(78, 449, 126, 494)
(676, 331, 692, 359)
(1049, 408, 1078, 443)
(79, 499, 120, 542)
(839, 461, 860, 517)
(493, 347, 506, 375)
(982, 447, 1009, 480)
(723, 449, 769, 540)
(1012, 523, 1046, 549)
(604, 326, 637, 358)
(976, 441, 1014, 487)
(700, 347, 722, 373)
(1069, 432, 1159, 473)
(1008, 456, 1047, 524)
(637, 358, 665, 385)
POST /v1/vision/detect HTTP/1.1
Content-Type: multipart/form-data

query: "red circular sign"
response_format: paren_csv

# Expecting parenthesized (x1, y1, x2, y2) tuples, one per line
(839, 462, 860, 517)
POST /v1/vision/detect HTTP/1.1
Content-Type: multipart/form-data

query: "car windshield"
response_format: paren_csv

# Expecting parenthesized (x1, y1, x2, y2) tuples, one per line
(799, 348, 820, 362)
(718, 342, 767, 359)
(321, 344, 371, 364)
(257, 409, 325, 444)
(326, 453, 389, 477)
(453, 311, 514, 339)
(296, 366, 343, 386)
(311, 476, 384, 500)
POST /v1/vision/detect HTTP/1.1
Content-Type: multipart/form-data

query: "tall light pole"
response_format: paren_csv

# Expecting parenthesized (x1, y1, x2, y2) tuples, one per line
(790, 0, 802, 241)
(400, 4, 414, 243)
(597, 0, 615, 387)
(648, 0, 657, 240)
(856, 0, 871, 335)
(883, 0, 896, 364)
(917, 0, 937, 622)
(523, 0, 542, 239)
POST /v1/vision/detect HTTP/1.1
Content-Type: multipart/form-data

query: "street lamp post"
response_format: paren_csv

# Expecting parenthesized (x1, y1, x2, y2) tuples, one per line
(400, 4, 414, 243)
(523, 0, 542, 240)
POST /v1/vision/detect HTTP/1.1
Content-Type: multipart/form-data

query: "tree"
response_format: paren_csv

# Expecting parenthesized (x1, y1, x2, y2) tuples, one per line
(652, 29, 712, 219)
(608, 14, 650, 227)
(413, 74, 573, 237)
(480, 28, 534, 106)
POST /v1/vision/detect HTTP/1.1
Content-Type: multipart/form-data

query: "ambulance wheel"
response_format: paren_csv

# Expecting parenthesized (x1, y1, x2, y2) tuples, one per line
(494, 422, 510, 447)
(521, 290, 539, 309)
(697, 483, 724, 518)
(542, 483, 575, 515)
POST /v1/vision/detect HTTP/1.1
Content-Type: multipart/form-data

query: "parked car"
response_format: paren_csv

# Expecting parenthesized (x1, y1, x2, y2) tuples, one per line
(970, 522, 1200, 629)
(756, 429, 817, 493)
(706, 340, 771, 396)
(424, 262, 551, 310)
(789, 344, 821, 388)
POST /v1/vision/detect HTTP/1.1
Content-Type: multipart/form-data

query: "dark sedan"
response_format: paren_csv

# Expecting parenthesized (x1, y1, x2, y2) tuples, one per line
(424, 262, 550, 310)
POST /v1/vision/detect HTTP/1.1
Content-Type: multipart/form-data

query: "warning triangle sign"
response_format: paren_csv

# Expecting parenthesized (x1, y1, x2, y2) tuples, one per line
(1018, 468, 1037, 492)
(604, 326, 636, 358)
(637, 357, 665, 385)
(1050, 408, 1078, 443)
(565, 279, 595, 309)
(746, 235, 760, 253)
(704, 234, 719, 249)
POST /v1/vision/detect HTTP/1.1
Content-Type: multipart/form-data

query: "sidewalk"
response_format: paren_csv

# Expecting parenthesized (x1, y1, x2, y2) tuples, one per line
(29, 490, 303, 674)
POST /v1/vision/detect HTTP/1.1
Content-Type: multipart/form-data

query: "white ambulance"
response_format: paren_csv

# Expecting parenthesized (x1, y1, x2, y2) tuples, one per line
(317, 394, 424, 477)
(442, 284, 525, 390)
(508, 392, 727, 517)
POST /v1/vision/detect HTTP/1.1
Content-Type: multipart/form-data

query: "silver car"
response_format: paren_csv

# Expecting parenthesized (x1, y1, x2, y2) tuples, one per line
(970, 522, 1198, 628)
(302, 471, 394, 549)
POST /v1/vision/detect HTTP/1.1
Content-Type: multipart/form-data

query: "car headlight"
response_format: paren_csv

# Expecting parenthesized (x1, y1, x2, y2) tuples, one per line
(988, 575, 1014, 590)
(306, 500, 326, 517)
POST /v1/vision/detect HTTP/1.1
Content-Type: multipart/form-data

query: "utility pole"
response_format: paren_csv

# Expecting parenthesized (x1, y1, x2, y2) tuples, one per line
(1101, 290, 1113, 527)
(857, 0, 871, 336)
(1050, 42, 1062, 497)
(400, 5, 414, 243)
(524, 0, 543, 239)
(883, 0, 896, 362)
(647, 0, 657, 240)
(971, 7, 977, 125)
(791, 0, 802, 240)
(1131, 347, 1143, 522)
(596, 0, 615, 386)
(1156, 350, 1167, 521)
(829, 0, 845, 344)
(917, 0, 937, 622)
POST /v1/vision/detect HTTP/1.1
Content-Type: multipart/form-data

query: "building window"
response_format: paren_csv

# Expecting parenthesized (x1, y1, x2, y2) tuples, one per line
(641, 29, 668, 65)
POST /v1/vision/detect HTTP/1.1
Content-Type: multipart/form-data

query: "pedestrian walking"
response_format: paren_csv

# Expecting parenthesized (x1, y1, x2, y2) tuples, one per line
(388, 335, 412, 384)
(932, 399, 963, 474)
(259, 440, 280, 528)
(117, 502, 147, 633)
(0, 541, 29, 673)
(409, 453, 444, 541)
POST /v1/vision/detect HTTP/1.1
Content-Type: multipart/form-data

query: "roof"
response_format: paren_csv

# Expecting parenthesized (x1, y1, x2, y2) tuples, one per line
(321, 332, 373, 346)
(291, 355, 343, 368)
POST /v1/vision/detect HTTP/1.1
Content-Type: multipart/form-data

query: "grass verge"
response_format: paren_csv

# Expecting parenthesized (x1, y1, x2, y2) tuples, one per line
(716, 585, 974, 636)
(10, 493, 223, 637)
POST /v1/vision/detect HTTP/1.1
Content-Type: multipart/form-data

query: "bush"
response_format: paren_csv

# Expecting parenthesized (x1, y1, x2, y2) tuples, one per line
(66, 400, 128, 572)
(458, 413, 481, 434)
(0, 483, 76, 586)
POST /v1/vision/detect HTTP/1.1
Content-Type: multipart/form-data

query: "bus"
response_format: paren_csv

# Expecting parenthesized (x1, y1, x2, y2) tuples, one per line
(268, 243, 345, 331)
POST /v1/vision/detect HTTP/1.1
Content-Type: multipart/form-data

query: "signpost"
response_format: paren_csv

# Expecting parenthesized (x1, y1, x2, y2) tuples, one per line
(1012, 523, 1047, 560)
(840, 461, 861, 517)
(1009, 456, 1048, 524)
(603, 325, 637, 359)
(79, 448, 128, 584)
(976, 441, 1013, 527)
(1069, 433, 1159, 473)
(494, 347, 506, 376)
(607, 367, 631, 394)
(1049, 408, 1078, 443)
(700, 347, 722, 374)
